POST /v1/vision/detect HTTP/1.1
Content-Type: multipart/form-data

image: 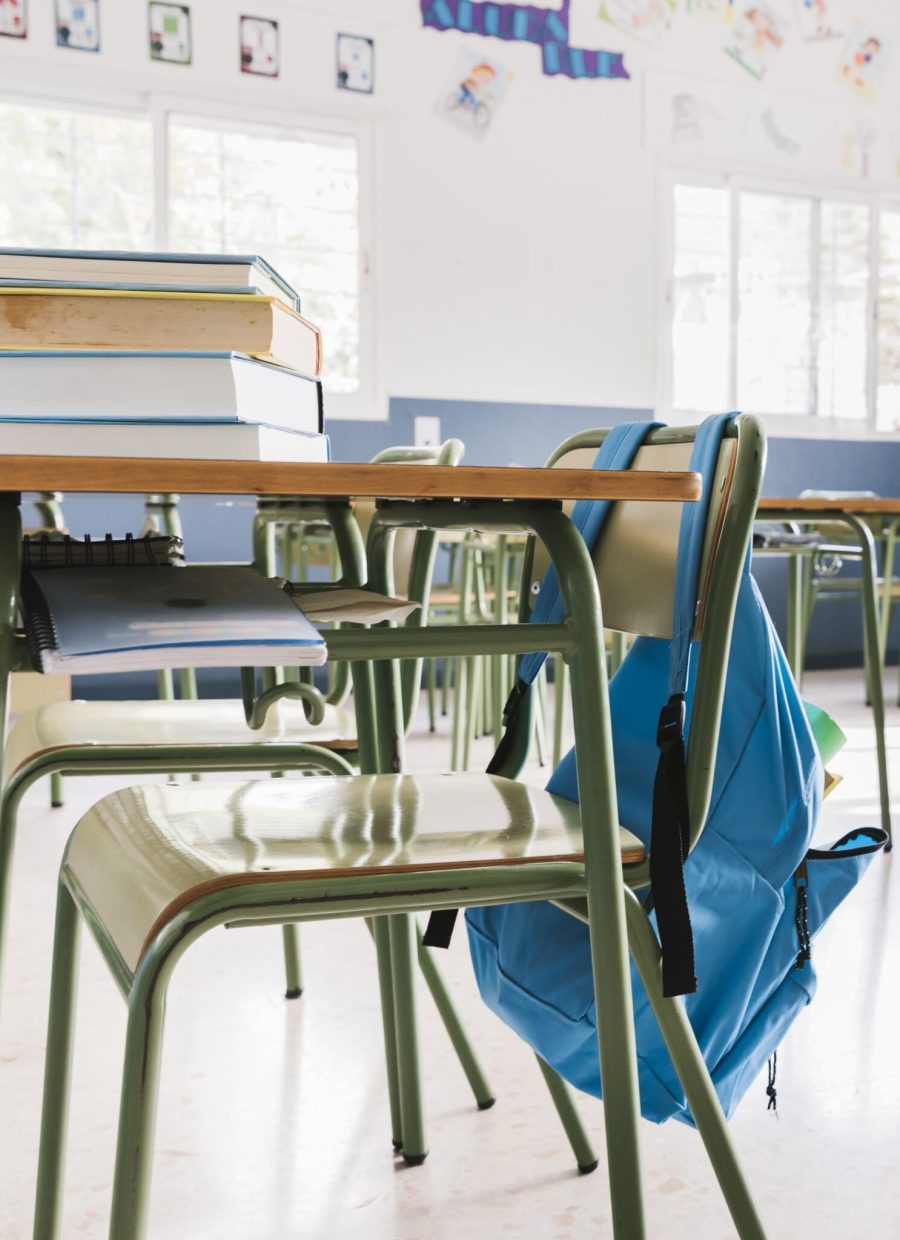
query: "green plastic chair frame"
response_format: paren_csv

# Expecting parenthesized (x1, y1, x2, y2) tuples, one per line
(30, 416, 770, 1238)
(753, 510, 892, 842)
(0, 495, 507, 1127)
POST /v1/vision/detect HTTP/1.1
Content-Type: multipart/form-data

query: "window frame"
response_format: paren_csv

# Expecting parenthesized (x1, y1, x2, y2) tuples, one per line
(657, 159, 900, 440)
(0, 83, 379, 420)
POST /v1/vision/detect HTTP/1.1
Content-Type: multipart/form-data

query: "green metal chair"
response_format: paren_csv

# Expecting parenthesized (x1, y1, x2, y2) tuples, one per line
(0, 455, 508, 1114)
(33, 416, 769, 1239)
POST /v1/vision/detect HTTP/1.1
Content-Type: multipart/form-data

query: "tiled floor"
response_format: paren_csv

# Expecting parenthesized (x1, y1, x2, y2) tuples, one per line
(1, 668, 898, 1239)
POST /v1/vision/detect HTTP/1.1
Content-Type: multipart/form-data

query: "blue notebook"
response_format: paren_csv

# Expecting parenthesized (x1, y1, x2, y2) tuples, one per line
(22, 565, 327, 673)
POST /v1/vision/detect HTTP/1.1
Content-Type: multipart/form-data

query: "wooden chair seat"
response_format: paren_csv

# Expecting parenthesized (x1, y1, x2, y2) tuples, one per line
(65, 773, 646, 974)
(5, 697, 358, 780)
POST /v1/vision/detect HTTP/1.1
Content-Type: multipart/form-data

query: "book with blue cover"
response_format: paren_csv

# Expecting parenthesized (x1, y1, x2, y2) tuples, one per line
(0, 249, 301, 309)
(0, 351, 323, 433)
(0, 419, 330, 462)
(21, 565, 327, 673)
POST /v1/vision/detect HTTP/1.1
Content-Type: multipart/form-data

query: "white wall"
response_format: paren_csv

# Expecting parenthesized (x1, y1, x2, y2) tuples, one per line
(1, 0, 898, 415)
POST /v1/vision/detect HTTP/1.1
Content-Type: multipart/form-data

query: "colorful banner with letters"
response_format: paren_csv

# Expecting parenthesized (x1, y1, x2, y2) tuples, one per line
(420, 0, 630, 80)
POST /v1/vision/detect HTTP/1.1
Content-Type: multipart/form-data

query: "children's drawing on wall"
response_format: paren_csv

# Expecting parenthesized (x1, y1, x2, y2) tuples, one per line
(438, 48, 512, 138)
(0, 0, 26, 39)
(724, 2, 786, 80)
(686, 0, 727, 17)
(837, 24, 887, 101)
(839, 118, 875, 177)
(760, 105, 800, 155)
(336, 34, 374, 93)
(55, 0, 100, 51)
(240, 16, 278, 77)
(794, 0, 841, 42)
(149, 2, 191, 64)
(598, 0, 675, 47)
(671, 92, 724, 144)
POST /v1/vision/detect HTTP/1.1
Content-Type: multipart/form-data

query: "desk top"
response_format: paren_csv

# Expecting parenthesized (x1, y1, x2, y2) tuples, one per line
(759, 497, 900, 516)
(0, 456, 702, 503)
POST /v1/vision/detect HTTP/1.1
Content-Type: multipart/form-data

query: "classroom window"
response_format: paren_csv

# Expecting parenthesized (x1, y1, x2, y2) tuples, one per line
(668, 178, 894, 434)
(168, 115, 360, 394)
(0, 94, 369, 413)
(0, 100, 153, 250)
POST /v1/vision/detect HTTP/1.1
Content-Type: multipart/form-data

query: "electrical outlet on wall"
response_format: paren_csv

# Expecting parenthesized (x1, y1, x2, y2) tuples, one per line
(414, 415, 441, 447)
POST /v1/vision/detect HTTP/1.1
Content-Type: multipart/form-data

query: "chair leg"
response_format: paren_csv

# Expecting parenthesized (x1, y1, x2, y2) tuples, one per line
(50, 772, 65, 809)
(0, 791, 20, 1018)
(624, 890, 767, 1240)
(786, 555, 805, 687)
(281, 924, 303, 999)
(426, 658, 437, 733)
(534, 1053, 599, 1174)
(389, 914, 428, 1165)
(552, 656, 570, 768)
(858, 531, 892, 844)
(414, 925, 495, 1110)
(450, 657, 468, 772)
(533, 668, 549, 767)
(461, 656, 482, 772)
(372, 916, 404, 1151)
(33, 883, 81, 1240)
(107, 963, 171, 1240)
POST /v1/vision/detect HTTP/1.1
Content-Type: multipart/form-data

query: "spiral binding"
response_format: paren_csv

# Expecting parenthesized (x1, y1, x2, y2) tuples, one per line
(21, 533, 183, 571)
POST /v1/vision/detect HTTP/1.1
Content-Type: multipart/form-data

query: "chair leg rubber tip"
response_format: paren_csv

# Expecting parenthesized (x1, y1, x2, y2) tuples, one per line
(392, 1138, 403, 1152)
(885, 841, 893, 854)
(477, 1097, 496, 1111)
(402, 1151, 428, 1167)
(284, 987, 303, 1000)
(51, 800, 64, 809)
(578, 1159, 599, 1176)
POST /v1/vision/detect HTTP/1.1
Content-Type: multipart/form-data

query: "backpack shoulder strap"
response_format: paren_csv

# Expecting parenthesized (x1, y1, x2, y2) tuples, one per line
(516, 420, 664, 689)
(652, 412, 737, 998)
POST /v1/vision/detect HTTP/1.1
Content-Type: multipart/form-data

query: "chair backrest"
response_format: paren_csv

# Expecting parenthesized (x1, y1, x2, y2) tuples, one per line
(520, 416, 765, 835)
(355, 439, 465, 596)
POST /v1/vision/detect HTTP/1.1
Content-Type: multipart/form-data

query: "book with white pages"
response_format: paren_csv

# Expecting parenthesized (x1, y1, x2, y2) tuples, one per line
(0, 248, 301, 309)
(0, 351, 323, 434)
(21, 565, 327, 673)
(0, 419, 331, 462)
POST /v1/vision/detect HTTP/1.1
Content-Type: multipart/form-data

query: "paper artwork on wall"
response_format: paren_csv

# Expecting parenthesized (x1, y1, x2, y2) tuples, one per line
(336, 33, 374, 93)
(149, 2, 191, 65)
(724, 1, 787, 80)
(598, 0, 675, 48)
(55, 0, 100, 52)
(759, 104, 800, 155)
(670, 92, 727, 145)
(437, 46, 512, 138)
(240, 16, 278, 77)
(686, 0, 727, 17)
(837, 23, 888, 101)
(0, 0, 27, 39)
(420, 1, 630, 81)
(794, 0, 841, 42)
(838, 117, 875, 177)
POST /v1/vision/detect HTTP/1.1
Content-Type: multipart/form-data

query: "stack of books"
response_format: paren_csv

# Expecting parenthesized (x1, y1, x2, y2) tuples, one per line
(0, 249, 330, 462)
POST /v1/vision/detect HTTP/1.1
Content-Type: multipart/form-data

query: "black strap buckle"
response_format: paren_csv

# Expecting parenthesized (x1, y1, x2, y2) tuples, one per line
(656, 694, 686, 753)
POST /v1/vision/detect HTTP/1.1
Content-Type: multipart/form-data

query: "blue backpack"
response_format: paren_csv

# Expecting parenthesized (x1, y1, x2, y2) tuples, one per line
(465, 414, 885, 1125)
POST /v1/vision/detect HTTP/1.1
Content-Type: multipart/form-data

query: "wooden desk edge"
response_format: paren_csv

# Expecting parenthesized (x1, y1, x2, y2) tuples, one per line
(759, 497, 900, 516)
(1, 458, 703, 503)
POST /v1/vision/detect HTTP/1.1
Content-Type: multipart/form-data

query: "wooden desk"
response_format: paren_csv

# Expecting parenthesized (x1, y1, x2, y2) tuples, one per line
(755, 496, 895, 837)
(759, 497, 900, 518)
(0, 456, 702, 503)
